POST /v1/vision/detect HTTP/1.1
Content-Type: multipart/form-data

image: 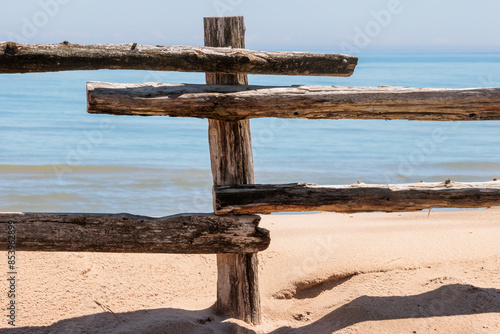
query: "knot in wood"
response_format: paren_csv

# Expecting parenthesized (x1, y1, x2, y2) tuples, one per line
(235, 54, 251, 64)
(4, 42, 18, 55)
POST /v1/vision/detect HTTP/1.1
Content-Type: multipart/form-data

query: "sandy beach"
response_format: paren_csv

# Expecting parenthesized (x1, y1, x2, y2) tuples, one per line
(1, 208, 499, 333)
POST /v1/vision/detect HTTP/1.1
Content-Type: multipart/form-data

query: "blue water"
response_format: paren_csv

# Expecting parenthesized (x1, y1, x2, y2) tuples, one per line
(1, 51, 500, 215)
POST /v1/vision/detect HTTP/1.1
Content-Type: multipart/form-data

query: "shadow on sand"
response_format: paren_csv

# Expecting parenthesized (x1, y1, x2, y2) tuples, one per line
(269, 284, 500, 333)
(0, 306, 256, 334)
(2, 284, 498, 334)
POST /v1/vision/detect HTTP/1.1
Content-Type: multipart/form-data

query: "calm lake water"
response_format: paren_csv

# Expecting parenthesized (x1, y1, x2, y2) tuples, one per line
(1, 50, 499, 215)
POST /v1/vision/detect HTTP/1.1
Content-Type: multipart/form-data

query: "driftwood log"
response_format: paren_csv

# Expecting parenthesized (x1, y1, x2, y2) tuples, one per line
(0, 41, 357, 76)
(204, 16, 261, 325)
(0, 212, 269, 253)
(87, 83, 500, 121)
(214, 180, 500, 214)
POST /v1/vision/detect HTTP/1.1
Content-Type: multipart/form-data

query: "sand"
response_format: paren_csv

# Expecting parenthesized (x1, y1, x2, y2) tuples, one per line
(1, 208, 499, 333)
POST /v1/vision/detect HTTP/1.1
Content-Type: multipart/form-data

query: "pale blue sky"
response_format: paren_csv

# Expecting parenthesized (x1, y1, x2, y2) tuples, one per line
(1, 0, 500, 51)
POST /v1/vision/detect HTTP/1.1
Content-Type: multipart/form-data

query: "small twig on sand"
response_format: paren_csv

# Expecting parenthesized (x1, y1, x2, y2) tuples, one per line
(94, 299, 114, 314)
(93, 295, 122, 321)
(427, 208, 432, 218)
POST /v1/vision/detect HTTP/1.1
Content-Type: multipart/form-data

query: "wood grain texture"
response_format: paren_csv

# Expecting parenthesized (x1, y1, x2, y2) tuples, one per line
(214, 180, 500, 214)
(87, 83, 500, 121)
(204, 16, 261, 325)
(0, 212, 270, 253)
(0, 41, 357, 76)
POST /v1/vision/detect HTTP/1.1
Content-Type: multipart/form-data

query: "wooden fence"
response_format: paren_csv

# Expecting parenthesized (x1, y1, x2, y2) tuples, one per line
(1, 16, 499, 326)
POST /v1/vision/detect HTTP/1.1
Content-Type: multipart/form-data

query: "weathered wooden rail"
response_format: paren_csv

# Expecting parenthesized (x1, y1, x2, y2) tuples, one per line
(0, 213, 269, 253)
(1, 15, 499, 327)
(0, 41, 357, 76)
(87, 82, 500, 121)
(213, 180, 500, 215)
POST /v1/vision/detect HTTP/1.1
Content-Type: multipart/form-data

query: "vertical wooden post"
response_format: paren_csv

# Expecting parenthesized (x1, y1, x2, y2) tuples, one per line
(204, 16, 261, 325)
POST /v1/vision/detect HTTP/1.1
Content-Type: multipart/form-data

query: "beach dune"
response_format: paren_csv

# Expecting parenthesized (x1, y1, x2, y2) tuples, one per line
(1, 208, 499, 333)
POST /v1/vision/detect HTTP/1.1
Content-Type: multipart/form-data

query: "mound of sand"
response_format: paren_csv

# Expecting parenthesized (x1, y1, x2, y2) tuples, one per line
(2, 208, 499, 333)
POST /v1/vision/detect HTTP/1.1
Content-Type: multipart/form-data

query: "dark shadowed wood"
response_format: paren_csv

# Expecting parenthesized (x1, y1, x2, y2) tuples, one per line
(205, 16, 261, 325)
(0, 213, 269, 253)
(0, 41, 357, 76)
(214, 180, 500, 214)
(87, 83, 500, 121)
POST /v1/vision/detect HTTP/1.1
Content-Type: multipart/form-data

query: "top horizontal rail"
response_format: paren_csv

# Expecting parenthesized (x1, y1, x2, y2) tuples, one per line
(0, 41, 357, 77)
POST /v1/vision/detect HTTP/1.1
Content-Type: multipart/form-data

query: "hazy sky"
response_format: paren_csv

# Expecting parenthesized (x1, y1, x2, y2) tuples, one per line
(2, 0, 500, 51)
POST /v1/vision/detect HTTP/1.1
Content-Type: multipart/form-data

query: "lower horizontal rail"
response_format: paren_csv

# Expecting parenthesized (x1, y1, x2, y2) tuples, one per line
(0, 213, 269, 254)
(214, 180, 500, 214)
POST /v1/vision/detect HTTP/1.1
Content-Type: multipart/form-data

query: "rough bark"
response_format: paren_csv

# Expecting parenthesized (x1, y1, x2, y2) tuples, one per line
(0, 41, 357, 76)
(0, 212, 269, 253)
(214, 180, 500, 214)
(87, 83, 500, 121)
(204, 16, 261, 325)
